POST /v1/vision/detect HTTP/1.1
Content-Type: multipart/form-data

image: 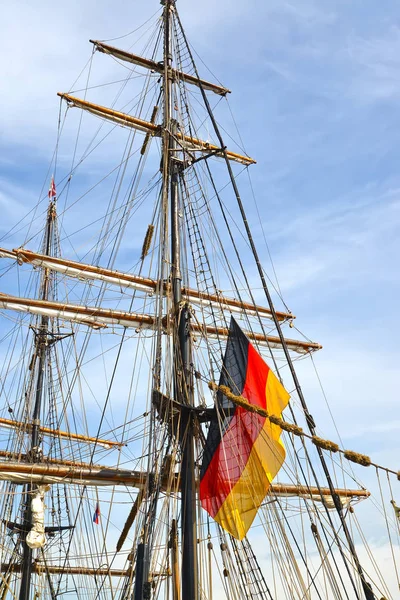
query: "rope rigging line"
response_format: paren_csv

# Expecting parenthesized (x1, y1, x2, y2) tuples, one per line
(99, 8, 162, 44)
(208, 381, 399, 481)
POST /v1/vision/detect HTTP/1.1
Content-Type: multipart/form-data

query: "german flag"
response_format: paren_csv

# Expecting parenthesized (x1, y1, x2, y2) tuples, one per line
(200, 317, 290, 539)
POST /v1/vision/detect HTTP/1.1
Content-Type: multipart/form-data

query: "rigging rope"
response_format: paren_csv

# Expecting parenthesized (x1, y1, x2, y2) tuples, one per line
(208, 381, 399, 480)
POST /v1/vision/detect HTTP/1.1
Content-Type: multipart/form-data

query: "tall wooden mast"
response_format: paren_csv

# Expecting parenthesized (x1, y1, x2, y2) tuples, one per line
(161, 1, 198, 598)
(19, 199, 56, 600)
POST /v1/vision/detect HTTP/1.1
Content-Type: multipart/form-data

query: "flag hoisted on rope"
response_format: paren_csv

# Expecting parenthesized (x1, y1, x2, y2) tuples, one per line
(200, 317, 290, 540)
(93, 503, 100, 524)
(48, 176, 56, 199)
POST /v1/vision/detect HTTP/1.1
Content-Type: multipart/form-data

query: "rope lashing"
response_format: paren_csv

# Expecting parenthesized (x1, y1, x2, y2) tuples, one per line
(268, 414, 304, 436)
(208, 381, 398, 479)
(312, 436, 339, 453)
(343, 450, 371, 468)
(390, 500, 400, 520)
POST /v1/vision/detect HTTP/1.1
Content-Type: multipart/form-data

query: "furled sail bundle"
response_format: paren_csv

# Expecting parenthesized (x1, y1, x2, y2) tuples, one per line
(200, 317, 290, 539)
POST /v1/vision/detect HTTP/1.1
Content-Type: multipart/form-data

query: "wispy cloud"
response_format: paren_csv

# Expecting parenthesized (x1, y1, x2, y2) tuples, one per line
(345, 26, 400, 103)
(262, 183, 400, 295)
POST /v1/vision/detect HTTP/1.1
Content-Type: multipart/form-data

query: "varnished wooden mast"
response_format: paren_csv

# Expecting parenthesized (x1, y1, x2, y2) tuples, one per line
(0, 293, 321, 353)
(57, 93, 256, 165)
(19, 200, 56, 600)
(90, 39, 231, 96)
(0, 459, 371, 500)
(0, 246, 294, 322)
(0, 417, 123, 448)
(2, 564, 134, 578)
(160, 1, 198, 598)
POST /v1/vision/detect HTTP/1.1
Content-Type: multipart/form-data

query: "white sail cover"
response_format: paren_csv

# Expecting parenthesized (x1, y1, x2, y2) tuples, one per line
(26, 485, 49, 549)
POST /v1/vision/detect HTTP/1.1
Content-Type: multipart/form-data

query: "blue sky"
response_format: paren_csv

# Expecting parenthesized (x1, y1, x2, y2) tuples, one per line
(0, 0, 399, 595)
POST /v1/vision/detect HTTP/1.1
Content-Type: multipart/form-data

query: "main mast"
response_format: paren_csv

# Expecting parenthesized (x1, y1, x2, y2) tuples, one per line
(161, 1, 198, 599)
